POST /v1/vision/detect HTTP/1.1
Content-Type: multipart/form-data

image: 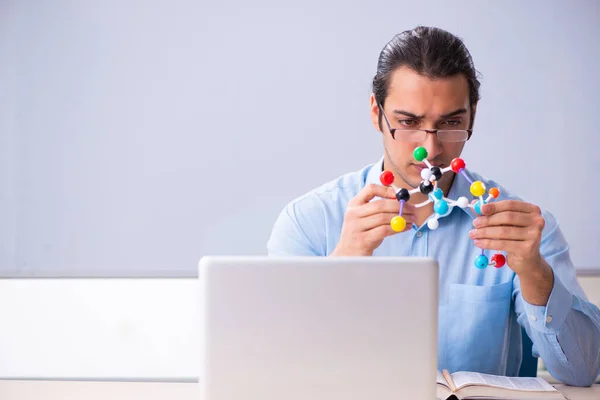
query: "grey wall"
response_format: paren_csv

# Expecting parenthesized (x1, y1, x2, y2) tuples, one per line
(1, 0, 598, 277)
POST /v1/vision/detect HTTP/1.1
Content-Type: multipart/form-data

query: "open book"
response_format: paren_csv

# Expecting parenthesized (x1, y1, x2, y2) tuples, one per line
(436, 369, 566, 399)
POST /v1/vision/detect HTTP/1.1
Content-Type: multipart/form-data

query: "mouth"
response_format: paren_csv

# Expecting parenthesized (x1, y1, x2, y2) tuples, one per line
(413, 163, 445, 171)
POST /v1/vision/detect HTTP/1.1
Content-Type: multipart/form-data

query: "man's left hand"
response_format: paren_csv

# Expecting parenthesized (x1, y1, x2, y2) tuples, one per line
(469, 200, 545, 276)
(469, 199, 555, 305)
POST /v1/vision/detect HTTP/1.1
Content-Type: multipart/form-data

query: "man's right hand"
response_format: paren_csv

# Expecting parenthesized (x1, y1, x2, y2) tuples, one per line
(331, 184, 416, 256)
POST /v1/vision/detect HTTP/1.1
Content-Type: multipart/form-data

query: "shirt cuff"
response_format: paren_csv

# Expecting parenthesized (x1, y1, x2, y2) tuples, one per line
(522, 274, 573, 334)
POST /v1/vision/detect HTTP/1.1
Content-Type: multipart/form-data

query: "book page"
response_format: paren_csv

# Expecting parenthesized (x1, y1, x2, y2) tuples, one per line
(436, 370, 449, 387)
(451, 371, 556, 391)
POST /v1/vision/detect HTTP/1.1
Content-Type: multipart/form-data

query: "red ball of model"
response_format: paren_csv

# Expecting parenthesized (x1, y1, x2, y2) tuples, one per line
(491, 253, 506, 268)
(451, 158, 466, 173)
(380, 171, 394, 186)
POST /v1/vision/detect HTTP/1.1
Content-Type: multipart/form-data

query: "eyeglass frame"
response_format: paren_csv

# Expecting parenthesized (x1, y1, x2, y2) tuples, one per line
(377, 103, 473, 142)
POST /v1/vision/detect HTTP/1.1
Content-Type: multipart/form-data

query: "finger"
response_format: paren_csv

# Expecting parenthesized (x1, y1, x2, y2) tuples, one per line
(469, 226, 531, 241)
(472, 238, 523, 253)
(360, 212, 415, 232)
(366, 223, 410, 241)
(356, 199, 417, 218)
(473, 211, 534, 228)
(349, 184, 396, 206)
(481, 200, 540, 216)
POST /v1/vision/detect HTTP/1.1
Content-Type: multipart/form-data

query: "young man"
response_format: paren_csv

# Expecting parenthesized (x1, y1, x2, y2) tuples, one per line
(267, 26, 600, 386)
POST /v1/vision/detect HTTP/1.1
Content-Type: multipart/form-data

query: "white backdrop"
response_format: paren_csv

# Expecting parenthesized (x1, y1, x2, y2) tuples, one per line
(1, 0, 599, 276)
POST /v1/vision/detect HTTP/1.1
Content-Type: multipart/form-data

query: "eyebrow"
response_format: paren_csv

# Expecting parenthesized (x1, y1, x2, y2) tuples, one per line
(392, 110, 425, 119)
(392, 108, 467, 119)
(440, 108, 467, 119)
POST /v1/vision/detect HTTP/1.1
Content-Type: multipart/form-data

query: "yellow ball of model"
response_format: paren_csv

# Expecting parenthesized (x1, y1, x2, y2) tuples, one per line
(470, 181, 486, 197)
(390, 215, 407, 232)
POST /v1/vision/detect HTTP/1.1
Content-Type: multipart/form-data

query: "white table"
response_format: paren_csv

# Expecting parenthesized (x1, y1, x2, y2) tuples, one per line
(0, 380, 599, 399)
(0, 380, 197, 400)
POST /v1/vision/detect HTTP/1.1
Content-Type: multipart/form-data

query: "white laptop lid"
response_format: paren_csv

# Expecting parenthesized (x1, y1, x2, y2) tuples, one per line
(198, 256, 438, 400)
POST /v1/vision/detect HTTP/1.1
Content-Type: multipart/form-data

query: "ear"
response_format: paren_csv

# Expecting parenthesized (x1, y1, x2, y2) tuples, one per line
(370, 94, 382, 132)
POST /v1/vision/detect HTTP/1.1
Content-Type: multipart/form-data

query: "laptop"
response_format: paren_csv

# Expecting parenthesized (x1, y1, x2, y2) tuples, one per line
(198, 256, 438, 400)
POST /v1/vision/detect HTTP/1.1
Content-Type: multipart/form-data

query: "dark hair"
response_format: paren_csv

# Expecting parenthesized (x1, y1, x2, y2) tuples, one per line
(373, 26, 481, 128)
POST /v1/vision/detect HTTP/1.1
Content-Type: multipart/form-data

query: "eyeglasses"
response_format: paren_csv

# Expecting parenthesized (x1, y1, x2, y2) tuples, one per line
(378, 103, 472, 143)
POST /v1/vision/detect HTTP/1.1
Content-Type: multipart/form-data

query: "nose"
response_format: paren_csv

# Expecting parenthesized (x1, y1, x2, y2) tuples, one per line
(422, 130, 443, 160)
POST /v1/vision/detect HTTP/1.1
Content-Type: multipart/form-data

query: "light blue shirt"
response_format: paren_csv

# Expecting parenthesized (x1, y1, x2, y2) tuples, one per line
(267, 157, 600, 386)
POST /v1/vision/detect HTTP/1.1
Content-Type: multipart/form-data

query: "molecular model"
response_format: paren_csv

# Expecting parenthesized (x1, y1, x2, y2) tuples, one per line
(379, 146, 506, 269)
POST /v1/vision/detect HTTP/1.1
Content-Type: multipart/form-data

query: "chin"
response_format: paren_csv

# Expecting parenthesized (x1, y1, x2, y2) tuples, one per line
(399, 167, 422, 188)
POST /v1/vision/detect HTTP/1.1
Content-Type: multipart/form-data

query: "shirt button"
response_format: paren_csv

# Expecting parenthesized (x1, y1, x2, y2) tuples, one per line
(416, 231, 423, 238)
(546, 316, 553, 323)
(529, 314, 537, 321)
